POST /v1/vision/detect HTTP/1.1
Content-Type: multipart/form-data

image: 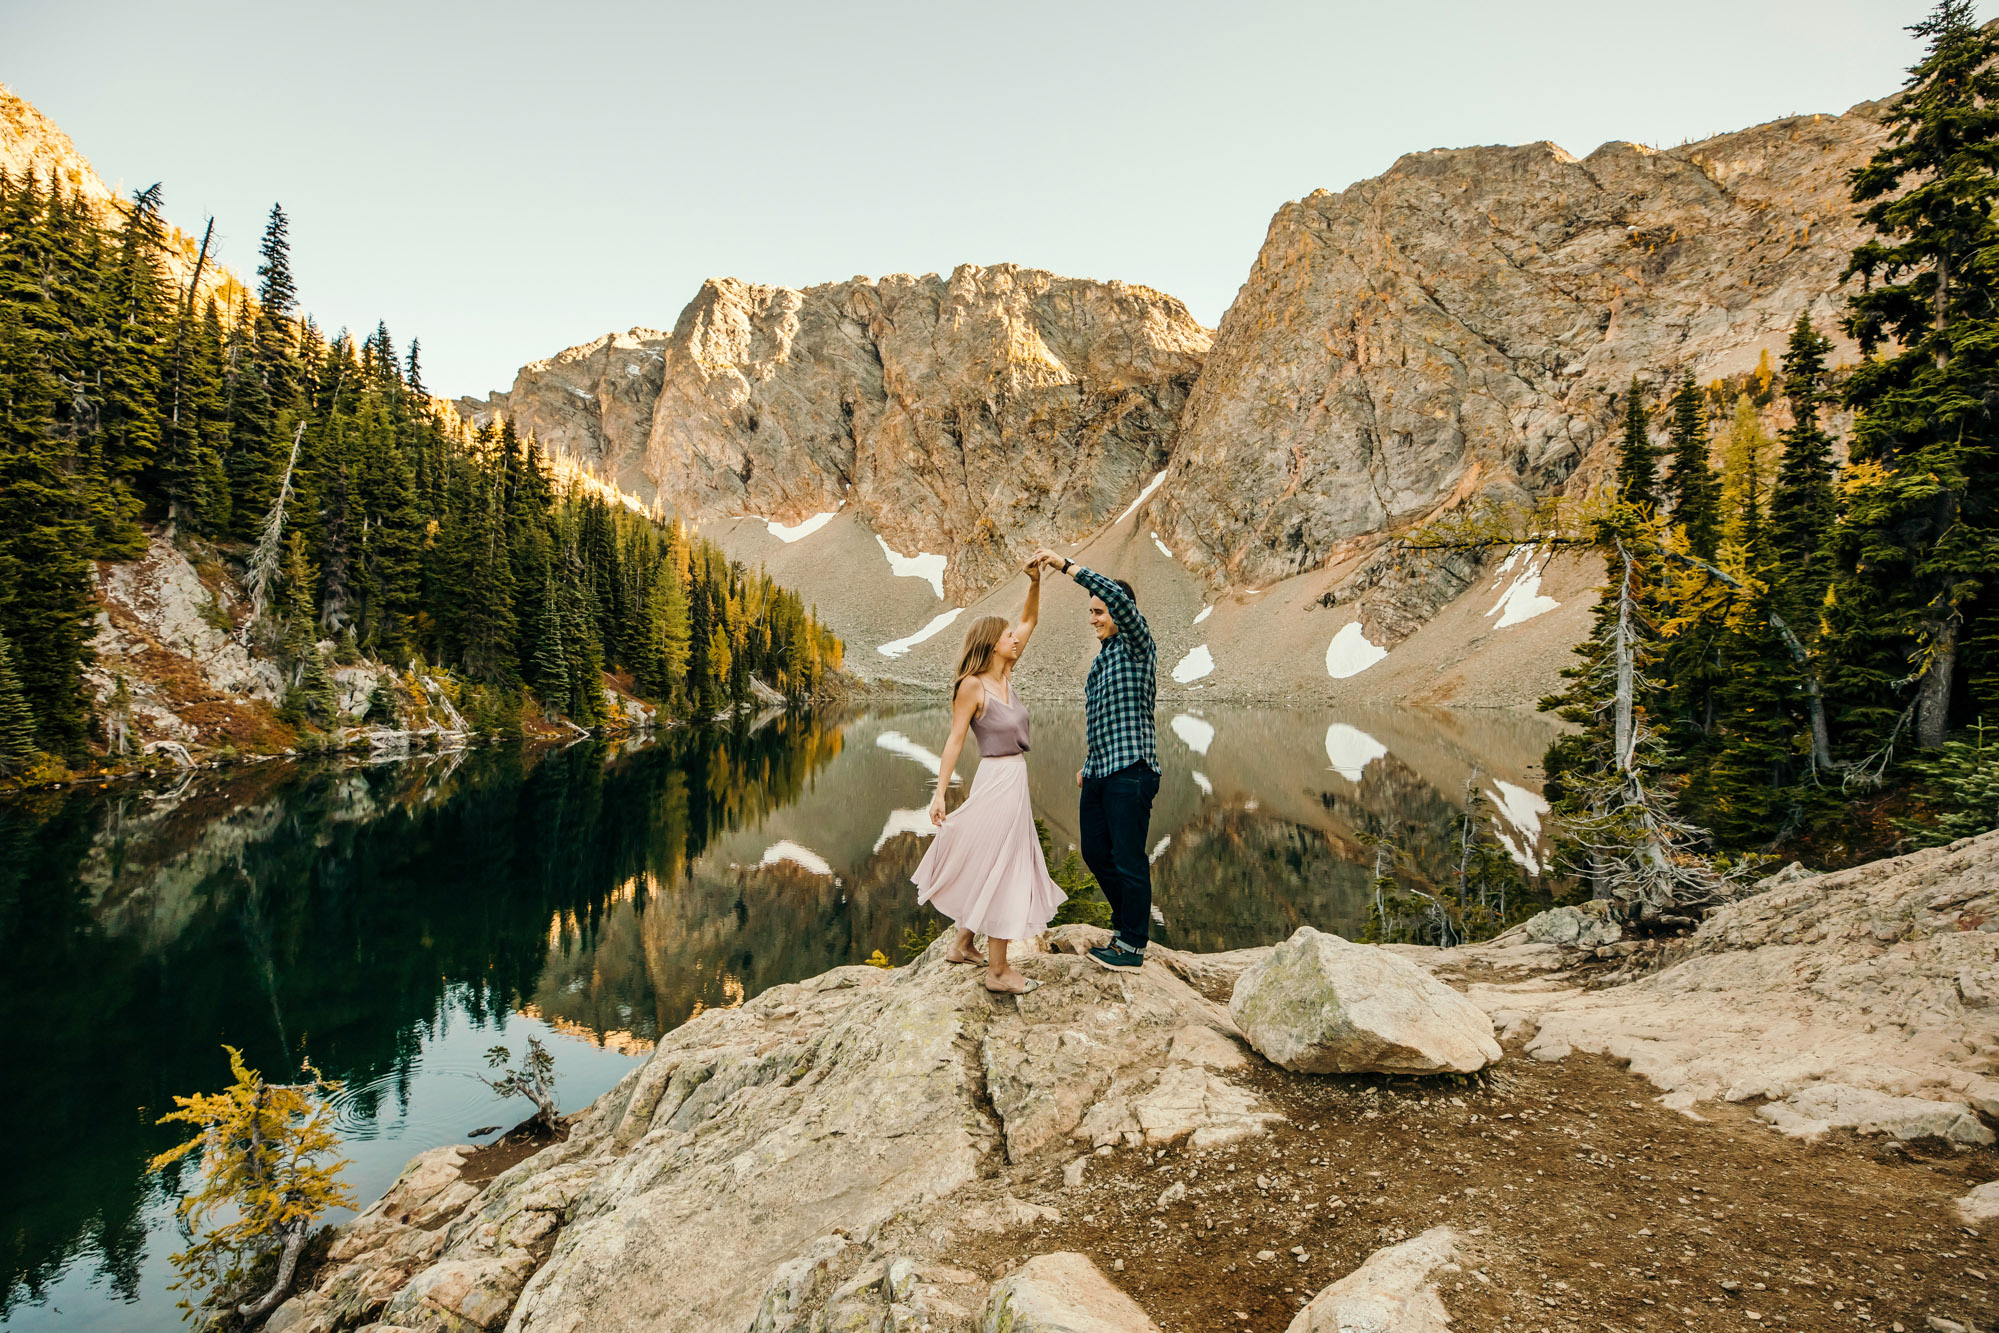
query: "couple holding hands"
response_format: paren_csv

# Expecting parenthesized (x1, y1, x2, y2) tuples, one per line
(910, 549, 1162, 994)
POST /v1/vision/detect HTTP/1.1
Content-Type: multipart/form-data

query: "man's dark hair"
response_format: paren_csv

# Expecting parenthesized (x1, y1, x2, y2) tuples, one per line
(1113, 577, 1136, 603)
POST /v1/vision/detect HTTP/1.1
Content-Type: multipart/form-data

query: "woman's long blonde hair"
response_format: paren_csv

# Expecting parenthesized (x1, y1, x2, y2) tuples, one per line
(952, 615, 1010, 699)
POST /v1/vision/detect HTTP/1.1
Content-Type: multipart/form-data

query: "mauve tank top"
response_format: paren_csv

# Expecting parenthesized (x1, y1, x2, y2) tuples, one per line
(971, 679, 1031, 758)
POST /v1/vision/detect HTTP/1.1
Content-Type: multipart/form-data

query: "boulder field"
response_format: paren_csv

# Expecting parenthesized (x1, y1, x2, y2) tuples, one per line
(268, 832, 1999, 1333)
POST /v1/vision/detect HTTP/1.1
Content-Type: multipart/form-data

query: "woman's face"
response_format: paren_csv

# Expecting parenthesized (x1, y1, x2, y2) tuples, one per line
(993, 625, 1022, 663)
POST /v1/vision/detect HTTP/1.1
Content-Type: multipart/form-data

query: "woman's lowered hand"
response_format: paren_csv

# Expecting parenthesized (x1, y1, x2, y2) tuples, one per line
(929, 791, 948, 826)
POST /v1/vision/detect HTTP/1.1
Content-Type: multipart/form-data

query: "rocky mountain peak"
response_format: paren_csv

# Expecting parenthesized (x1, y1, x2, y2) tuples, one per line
(1151, 105, 1888, 590)
(466, 263, 1212, 600)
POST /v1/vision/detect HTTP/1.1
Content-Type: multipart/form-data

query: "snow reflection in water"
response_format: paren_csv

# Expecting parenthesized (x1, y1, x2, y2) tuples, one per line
(1, 703, 1553, 1332)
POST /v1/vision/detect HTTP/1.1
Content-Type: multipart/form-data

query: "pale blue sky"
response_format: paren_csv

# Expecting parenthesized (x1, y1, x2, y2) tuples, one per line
(3, 1, 1966, 398)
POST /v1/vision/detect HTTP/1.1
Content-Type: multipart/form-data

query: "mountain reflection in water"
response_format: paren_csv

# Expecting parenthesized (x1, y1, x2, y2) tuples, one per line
(0, 702, 1552, 1329)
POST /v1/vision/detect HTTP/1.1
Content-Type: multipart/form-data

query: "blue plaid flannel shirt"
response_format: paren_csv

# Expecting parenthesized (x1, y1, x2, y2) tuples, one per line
(1072, 565, 1159, 778)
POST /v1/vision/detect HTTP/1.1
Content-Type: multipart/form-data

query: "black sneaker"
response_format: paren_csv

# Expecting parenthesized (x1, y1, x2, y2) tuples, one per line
(1088, 943, 1145, 972)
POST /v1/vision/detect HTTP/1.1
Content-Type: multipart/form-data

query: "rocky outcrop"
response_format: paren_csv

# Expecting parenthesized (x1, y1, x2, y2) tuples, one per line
(1520, 901, 1621, 950)
(271, 927, 1281, 1333)
(91, 534, 287, 747)
(272, 832, 1999, 1332)
(1151, 107, 1889, 592)
(1229, 927, 1502, 1074)
(463, 267, 1211, 601)
(1957, 1181, 1999, 1226)
(454, 92, 1906, 692)
(1442, 830, 1999, 1137)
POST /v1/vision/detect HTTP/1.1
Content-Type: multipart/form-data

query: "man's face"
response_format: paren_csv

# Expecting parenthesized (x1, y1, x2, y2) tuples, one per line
(1089, 597, 1117, 642)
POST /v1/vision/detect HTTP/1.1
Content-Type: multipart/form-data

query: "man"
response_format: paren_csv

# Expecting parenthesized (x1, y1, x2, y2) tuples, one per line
(1033, 548, 1158, 972)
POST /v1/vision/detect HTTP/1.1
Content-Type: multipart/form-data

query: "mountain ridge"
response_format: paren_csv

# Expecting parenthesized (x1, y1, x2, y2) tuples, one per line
(457, 94, 1892, 699)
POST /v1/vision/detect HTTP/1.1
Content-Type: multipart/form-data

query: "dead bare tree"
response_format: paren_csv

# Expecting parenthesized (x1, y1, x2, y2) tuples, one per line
(1557, 540, 1746, 915)
(246, 421, 307, 634)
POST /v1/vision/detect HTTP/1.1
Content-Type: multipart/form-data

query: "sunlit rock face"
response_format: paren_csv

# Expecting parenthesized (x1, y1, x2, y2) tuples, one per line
(464, 266, 1211, 602)
(1153, 105, 1890, 588)
(454, 327, 673, 486)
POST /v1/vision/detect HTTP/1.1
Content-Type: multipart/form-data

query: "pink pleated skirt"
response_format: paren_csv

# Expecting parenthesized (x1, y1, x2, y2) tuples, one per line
(912, 753, 1067, 941)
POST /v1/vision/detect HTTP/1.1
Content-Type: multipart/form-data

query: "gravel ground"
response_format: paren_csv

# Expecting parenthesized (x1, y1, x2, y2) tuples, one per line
(951, 1048, 1999, 1333)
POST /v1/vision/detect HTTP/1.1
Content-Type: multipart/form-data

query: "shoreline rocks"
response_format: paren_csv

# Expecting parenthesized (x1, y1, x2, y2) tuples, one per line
(270, 831, 1999, 1333)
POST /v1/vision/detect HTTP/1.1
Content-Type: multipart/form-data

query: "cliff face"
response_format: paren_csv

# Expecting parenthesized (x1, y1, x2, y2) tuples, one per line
(452, 326, 672, 483)
(469, 266, 1212, 601)
(1152, 108, 1889, 587)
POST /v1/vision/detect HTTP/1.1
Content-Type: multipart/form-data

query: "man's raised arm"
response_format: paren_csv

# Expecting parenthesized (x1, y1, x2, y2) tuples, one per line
(1033, 549, 1151, 651)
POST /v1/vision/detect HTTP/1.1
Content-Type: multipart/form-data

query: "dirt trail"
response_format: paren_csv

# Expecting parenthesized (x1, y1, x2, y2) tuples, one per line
(953, 1047, 1999, 1332)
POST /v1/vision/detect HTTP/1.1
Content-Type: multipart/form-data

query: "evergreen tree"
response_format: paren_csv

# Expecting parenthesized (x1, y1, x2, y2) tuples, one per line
(1837, 0, 1999, 748)
(1662, 374, 1720, 559)
(255, 203, 297, 324)
(1769, 313, 1839, 637)
(645, 555, 692, 703)
(1691, 535, 1804, 845)
(1615, 379, 1659, 511)
(0, 628, 40, 774)
(0, 167, 846, 760)
(530, 557, 567, 714)
(92, 182, 169, 556)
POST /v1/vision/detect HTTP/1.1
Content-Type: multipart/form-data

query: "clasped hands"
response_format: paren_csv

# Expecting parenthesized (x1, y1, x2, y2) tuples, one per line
(1023, 549, 1067, 578)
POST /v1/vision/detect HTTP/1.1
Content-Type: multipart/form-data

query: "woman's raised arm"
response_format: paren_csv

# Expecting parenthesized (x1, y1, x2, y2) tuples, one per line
(1012, 556, 1043, 657)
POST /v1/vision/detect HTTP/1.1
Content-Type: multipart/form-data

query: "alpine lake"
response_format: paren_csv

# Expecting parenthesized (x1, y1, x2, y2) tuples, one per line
(0, 700, 1556, 1330)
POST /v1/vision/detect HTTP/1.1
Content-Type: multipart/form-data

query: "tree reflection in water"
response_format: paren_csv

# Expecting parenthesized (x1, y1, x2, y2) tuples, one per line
(0, 702, 1551, 1328)
(0, 715, 849, 1322)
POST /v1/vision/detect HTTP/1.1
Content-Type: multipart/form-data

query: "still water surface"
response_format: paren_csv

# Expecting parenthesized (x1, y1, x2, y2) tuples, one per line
(0, 702, 1552, 1329)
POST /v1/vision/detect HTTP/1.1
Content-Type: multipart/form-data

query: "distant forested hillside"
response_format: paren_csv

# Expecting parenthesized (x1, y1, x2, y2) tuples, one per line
(0, 175, 840, 769)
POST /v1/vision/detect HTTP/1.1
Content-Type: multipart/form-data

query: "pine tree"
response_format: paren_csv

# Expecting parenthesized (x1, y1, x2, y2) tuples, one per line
(255, 204, 298, 324)
(1662, 374, 1720, 559)
(1692, 534, 1805, 845)
(456, 473, 518, 684)
(1719, 396, 1773, 548)
(530, 557, 567, 715)
(557, 542, 603, 723)
(93, 182, 169, 556)
(404, 339, 425, 398)
(1769, 314, 1839, 636)
(1615, 379, 1659, 511)
(0, 628, 41, 774)
(223, 296, 275, 538)
(645, 556, 692, 703)
(279, 530, 318, 662)
(1838, 0, 1999, 748)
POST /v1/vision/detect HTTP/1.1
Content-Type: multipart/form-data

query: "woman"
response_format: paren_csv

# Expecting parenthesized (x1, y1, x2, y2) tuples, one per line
(912, 555, 1065, 993)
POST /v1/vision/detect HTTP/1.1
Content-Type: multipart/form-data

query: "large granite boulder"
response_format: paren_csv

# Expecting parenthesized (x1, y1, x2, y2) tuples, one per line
(1229, 927, 1502, 1074)
(979, 1252, 1160, 1333)
(1521, 902, 1621, 949)
(1286, 1228, 1463, 1333)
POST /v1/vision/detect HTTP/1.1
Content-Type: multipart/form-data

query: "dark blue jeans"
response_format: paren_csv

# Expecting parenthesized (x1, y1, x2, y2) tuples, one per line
(1079, 762, 1161, 950)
